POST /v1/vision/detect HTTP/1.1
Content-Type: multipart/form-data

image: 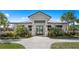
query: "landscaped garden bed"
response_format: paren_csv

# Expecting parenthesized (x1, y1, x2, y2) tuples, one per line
(0, 43, 25, 49)
(51, 42, 79, 49)
(48, 27, 79, 39)
(0, 25, 32, 40)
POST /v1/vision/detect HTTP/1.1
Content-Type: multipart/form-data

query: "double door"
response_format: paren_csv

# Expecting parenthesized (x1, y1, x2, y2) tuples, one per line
(36, 25, 43, 35)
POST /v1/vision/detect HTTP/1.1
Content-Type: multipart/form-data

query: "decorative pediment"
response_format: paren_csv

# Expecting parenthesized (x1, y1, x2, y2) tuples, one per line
(28, 11, 51, 20)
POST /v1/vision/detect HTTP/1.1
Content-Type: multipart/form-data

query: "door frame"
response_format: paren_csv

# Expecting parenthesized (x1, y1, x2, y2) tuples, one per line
(36, 25, 44, 35)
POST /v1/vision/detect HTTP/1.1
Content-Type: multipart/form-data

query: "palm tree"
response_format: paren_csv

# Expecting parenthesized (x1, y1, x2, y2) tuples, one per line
(0, 12, 8, 31)
(61, 11, 76, 33)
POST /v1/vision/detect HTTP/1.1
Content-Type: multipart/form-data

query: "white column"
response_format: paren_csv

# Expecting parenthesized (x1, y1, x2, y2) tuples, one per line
(44, 20, 48, 36)
(32, 20, 36, 36)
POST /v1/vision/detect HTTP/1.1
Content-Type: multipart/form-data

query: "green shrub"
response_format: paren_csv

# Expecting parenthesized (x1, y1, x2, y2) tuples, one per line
(48, 27, 64, 37)
(48, 31, 53, 37)
(74, 32, 79, 37)
(15, 24, 32, 38)
(48, 27, 78, 38)
(0, 31, 16, 37)
(65, 32, 75, 37)
(15, 24, 27, 37)
(26, 32, 32, 38)
(0, 31, 19, 39)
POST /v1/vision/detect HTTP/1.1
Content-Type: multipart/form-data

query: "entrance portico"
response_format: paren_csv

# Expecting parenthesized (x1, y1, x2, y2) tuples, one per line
(28, 11, 51, 36)
(32, 20, 48, 36)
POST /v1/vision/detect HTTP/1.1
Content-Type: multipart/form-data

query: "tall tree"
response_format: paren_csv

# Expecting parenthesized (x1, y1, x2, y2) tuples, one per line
(0, 12, 8, 31)
(61, 11, 76, 32)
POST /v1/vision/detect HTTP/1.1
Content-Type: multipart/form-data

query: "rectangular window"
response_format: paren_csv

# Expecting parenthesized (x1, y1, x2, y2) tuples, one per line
(28, 25, 32, 31)
(48, 25, 51, 31)
(34, 20, 45, 23)
(56, 25, 62, 29)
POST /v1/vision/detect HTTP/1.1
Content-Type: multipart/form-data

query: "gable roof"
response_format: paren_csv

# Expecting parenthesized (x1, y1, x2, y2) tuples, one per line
(28, 11, 51, 18)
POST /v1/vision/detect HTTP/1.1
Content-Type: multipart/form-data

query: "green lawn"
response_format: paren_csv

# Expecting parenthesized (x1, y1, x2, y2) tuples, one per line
(51, 42, 79, 49)
(0, 43, 25, 49)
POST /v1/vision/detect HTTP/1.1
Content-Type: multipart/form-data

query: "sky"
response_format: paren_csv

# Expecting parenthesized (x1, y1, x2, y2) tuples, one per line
(0, 10, 79, 22)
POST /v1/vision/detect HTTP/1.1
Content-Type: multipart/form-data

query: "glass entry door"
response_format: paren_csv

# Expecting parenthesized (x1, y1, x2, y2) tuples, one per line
(36, 25, 43, 35)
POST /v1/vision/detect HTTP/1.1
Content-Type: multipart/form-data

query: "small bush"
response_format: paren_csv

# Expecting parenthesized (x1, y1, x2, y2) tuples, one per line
(0, 31, 19, 39)
(48, 27, 65, 37)
(75, 32, 79, 37)
(65, 32, 75, 37)
(26, 32, 32, 38)
(0, 31, 16, 37)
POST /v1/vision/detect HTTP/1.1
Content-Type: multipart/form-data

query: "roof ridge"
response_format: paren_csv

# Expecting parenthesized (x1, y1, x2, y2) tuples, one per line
(28, 11, 51, 18)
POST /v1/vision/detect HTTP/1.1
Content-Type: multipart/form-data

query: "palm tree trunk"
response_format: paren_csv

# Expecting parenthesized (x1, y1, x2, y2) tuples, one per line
(67, 22, 69, 33)
(72, 21, 75, 35)
(4, 25, 6, 31)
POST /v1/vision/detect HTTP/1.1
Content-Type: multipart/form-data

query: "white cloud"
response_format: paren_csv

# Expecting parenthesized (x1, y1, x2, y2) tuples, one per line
(21, 16, 28, 19)
(21, 17, 26, 19)
(21, 16, 29, 21)
(9, 16, 30, 22)
(5, 13, 10, 18)
(51, 18, 61, 22)
(9, 16, 31, 22)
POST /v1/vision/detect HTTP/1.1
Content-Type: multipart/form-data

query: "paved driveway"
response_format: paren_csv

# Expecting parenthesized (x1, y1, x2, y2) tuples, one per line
(15, 36, 53, 49)
(14, 36, 79, 49)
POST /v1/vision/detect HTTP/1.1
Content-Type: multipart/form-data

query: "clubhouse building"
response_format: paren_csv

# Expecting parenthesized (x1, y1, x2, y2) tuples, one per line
(8, 11, 68, 36)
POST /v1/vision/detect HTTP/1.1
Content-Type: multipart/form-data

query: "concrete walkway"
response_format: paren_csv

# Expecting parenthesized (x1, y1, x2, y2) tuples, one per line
(1, 36, 79, 49)
(13, 36, 79, 49)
